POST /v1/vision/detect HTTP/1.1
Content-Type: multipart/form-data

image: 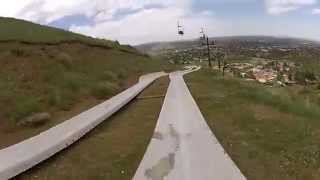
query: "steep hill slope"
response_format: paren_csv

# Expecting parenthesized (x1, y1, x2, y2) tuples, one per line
(0, 17, 139, 52)
(0, 17, 109, 44)
(0, 17, 172, 146)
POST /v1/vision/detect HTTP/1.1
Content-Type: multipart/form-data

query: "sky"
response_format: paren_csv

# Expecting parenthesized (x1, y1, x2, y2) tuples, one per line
(1, 0, 320, 45)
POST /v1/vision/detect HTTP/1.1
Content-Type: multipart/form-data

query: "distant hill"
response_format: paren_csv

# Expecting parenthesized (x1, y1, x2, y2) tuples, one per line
(212, 36, 319, 46)
(136, 36, 320, 54)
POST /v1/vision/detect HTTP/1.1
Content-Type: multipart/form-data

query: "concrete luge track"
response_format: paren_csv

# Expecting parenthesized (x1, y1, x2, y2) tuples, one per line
(134, 69, 246, 180)
(0, 72, 166, 180)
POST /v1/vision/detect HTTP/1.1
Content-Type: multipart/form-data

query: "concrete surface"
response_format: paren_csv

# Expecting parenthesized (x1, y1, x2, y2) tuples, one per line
(133, 69, 246, 180)
(0, 72, 166, 180)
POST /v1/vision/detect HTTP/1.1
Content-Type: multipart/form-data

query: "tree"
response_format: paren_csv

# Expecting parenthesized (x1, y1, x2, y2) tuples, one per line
(295, 70, 317, 85)
(214, 51, 225, 70)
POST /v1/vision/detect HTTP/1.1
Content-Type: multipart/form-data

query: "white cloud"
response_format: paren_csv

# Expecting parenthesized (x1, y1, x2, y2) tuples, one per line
(312, 8, 320, 14)
(0, 0, 35, 17)
(70, 0, 226, 45)
(0, 0, 177, 24)
(265, 0, 317, 15)
(1, 0, 320, 44)
(0, 0, 225, 44)
(0, 0, 88, 23)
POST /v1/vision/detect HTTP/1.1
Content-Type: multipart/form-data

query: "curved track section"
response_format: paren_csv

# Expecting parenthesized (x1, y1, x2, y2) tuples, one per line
(0, 72, 166, 180)
(134, 69, 246, 180)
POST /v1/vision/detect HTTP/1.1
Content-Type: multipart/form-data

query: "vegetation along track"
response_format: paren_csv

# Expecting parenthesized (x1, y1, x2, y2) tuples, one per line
(13, 76, 170, 180)
(185, 69, 320, 180)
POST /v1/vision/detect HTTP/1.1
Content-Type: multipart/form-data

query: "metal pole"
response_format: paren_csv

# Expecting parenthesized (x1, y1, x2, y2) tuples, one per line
(218, 54, 221, 70)
(207, 37, 212, 68)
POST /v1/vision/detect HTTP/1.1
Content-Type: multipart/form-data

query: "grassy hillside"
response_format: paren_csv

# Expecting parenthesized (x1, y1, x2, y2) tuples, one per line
(186, 69, 320, 180)
(0, 17, 173, 147)
(0, 17, 143, 53)
(0, 17, 110, 45)
(15, 77, 170, 180)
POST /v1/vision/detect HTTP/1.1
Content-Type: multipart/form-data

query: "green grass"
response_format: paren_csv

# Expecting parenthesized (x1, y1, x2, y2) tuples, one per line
(0, 17, 176, 148)
(0, 16, 173, 178)
(0, 17, 114, 46)
(0, 17, 147, 55)
(91, 82, 120, 99)
(14, 77, 169, 180)
(0, 43, 173, 125)
(0, 16, 175, 125)
(185, 69, 320, 180)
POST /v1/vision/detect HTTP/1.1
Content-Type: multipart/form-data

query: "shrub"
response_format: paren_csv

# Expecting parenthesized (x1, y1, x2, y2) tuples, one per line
(100, 71, 118, 81)
(63, 73, 83, 92)
(117, 70, 127, 80)
(10, 48, 27, 57)
(305, 71, 317, 81)
(12, 97, 42, 123)
(47, 88, 77, 111)
(56, 52, 73, 69)
(296, 71, 317, 84)
(47, 89, 61, 106)
(91, 82, 120, 99)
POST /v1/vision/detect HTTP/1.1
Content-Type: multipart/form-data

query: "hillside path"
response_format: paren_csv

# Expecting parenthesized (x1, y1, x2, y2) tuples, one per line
(133, 69, 246, 180)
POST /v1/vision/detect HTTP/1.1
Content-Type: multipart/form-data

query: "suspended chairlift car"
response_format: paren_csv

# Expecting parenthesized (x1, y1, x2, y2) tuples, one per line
(178, 22, 184, 36)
